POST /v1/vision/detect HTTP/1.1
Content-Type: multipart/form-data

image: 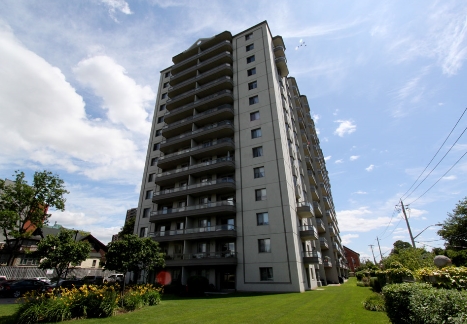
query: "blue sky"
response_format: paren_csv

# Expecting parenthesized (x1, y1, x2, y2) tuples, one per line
(0, 0, 466, 261)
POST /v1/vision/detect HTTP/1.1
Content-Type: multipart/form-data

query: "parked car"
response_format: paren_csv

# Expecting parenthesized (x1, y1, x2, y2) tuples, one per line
(104, 274, 123, 283)
(0, 279, 47, 298)
(82, 275, 104, 285)
(0, 276, 7, 283)
(33, 277, 51, 284)
(42, 279, 84, 293)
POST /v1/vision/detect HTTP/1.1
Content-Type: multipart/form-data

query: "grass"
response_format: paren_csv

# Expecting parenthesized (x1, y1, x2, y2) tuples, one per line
(0, 278, 389, 324)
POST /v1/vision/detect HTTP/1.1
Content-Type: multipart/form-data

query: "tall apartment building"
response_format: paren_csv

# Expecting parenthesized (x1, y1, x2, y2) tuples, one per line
(135, 21, 347, 292)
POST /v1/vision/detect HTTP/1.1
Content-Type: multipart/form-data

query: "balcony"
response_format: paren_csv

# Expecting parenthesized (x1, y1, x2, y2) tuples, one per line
(320, 183, 329, 196)
(166, 76, 233, 109)
(297, 202, 314, 218)
(157, 138, 234, 169)
(164, 90, 233, 121)
(275, 56, 289, 77)
(305, 157, 313, 168)
(150, 200, 236, 222)
(149, 224, 236, 242)
(153, 178, 235, 203)
(171, 40, 233, 75)
(299, 225, 318, 241)
(326, 210, 335, 223)
(309, 185, 319, 201)
(323, 260, 333, 268)
(302, 251, 321, 264)
(319, 237, 329, 250)
(316, 219, 326, 233)
(307, 169, 317, 185)
(163, 104, 234, 135)
(156, 157, 234, 186)
(313, 202, 323, 217)
(273, 45, 285, 58)
(168, 64, 233, 97)
(323, 197, 333, 210)
(328, 225, 336, 237)
(170, 52, 233, 85)
(160, 120, 234, 153)
(165, 251, 237, 267)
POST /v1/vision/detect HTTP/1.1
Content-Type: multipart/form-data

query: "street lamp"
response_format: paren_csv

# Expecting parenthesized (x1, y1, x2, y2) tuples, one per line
(413, 223, 443, 241)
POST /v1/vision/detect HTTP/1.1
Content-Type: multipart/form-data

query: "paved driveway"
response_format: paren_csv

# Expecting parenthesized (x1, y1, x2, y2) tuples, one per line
(0, 297, 18, 305)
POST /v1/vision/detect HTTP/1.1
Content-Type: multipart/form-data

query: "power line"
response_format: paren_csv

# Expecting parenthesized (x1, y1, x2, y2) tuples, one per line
(404, 124, 467, 200)
(380, 218, 403, 240)
(377, 205, 399, 238)
(401, 107, 467, 200)
(408, 150, 467, 205)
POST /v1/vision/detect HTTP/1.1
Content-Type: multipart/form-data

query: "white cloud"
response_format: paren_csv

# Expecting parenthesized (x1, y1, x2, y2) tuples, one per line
(312, 114, 320, 123)
(341, 234, 359, 245)
(334, 120, 356, 137)
(335, 159, 344, 164)
(0, 25, 145, 183)
(353, 191, 367, 195)
(442, 175, 457, 181)
(366, 164, 375, 172)
(74, 55, 154, 134)
(101, 0, 132, 18)
(333, 109, 339, 116)
(350, 155, 360, 161)
(337, 207, 394, 232)
(324, 156, 332, 161)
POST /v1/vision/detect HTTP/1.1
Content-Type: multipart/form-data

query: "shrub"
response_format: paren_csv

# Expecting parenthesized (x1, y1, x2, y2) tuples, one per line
(415, 266, 467, 290)
(15, 297, 46, 324)
(370, 277, 383, 293)
(356, 281, 365, 287)
(187, 276, 209, 296)
(362, 293, 386, 312)
(383, 283, 432, 324)
(361, 276, 370, 287)
(122, 291, 144, 311)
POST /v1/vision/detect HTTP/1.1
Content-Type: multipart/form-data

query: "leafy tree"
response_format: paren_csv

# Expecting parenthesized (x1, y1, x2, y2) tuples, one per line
(355, 260, 379, 272)
(382, 247, 434, 271)
(391, 240, 412, 254)
(102, 234, 165, 291)
(32, 229, 91, 279)
(438, 197, 467, 266)
(0, 170, 69, 265)
(118, 216, 135, 239)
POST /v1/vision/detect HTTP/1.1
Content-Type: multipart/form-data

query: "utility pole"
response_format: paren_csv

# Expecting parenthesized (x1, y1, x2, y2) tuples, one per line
(369, 245, 377, 265)
(400, 199, 416, 248)
(376, 237, 383, 261)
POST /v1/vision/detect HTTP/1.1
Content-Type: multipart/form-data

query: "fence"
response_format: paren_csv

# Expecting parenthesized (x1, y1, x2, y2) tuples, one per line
(0, 266, 117, 280)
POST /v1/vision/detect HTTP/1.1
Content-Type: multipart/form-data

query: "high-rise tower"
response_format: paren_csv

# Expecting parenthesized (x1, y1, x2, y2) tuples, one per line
(135, 21, 347, 292)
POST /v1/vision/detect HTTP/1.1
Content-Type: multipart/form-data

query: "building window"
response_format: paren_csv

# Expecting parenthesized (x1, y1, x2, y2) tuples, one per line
(246, 43, 254, 51)
(249, 95, 259, 105)
(257, 212, 269, 225)
(19, 257, 39, 265)
(258, 238, 271, 253)
(254, 167, 265, 178)
(139, 227, 148, 238)
(245, 32, 253, 40)
(248, 81, 258, 90)
(161, 93, 167, 99)
(252, 146, 263, 157)
(145, 190, 153, 199)
(247, 68, 256, 76)
(153, 143, 160, 151)
(143, 208, 150, 218)
(260, 267, 273, 281)
(247, 55, 255, 63)
(164, 71, 171, 78)
(255, 188, 267, 201)
(155, 129, 162, 137)
(251, 128, 262, 138)
(250, 111, 260, 121)
(163, 82, 169, 88)
(92, 260, 97, 268)
(157, 116, 164, 124)
(150, 157, 158, 166)
(159, 104, 166, 111)
(148, 173, 155, 182)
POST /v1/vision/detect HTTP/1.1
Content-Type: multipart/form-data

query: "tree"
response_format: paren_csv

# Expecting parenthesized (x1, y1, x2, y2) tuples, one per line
(355, 260, 379, 272)
(391, 240, 412, 254)
(118, 216, 135, 239)
(382, 247, 434, 271)
(32, 229, 91, 279)
(102, 234, 165, 291)
(0, 170, 69, 265)
(438, 197, 467, 266)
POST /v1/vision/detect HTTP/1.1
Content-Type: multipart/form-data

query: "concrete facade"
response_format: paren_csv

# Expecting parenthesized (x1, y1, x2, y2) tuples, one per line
(135, 21, 347, 292)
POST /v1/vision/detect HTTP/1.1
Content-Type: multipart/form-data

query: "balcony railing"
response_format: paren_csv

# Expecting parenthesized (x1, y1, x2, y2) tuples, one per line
(165, 251, 237, 261)
(154, 178, 235, 197)
(166, 76, 232, 104)
(151, 200, 235, 217)
(168, 64, 232, 93)
(158, 137, 234, 161)
(150, 224, 235, 238)
(166, 89, 232, 115)
(302, 251, 321, 258)
(163, 104, 233, 131)
(161, 120, 233, 145)
(170, 40, 232, 72)
(170, 52, 232, 83)
(157, 157, 234, 179)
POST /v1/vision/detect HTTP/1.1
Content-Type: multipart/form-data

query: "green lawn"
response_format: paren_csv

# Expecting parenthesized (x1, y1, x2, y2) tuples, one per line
(0, 278, 389, 324)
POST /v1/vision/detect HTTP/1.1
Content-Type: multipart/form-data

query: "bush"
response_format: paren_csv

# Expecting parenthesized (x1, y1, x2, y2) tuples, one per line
(362, 293, 386, 312)
(187, 276, 209, 296)
(122, 291, 144, 311)
(415, 266, 467, 290)
(381, 282, 467, 324)
(370, 277, 383, 293)
(361, 276, 370, 287)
